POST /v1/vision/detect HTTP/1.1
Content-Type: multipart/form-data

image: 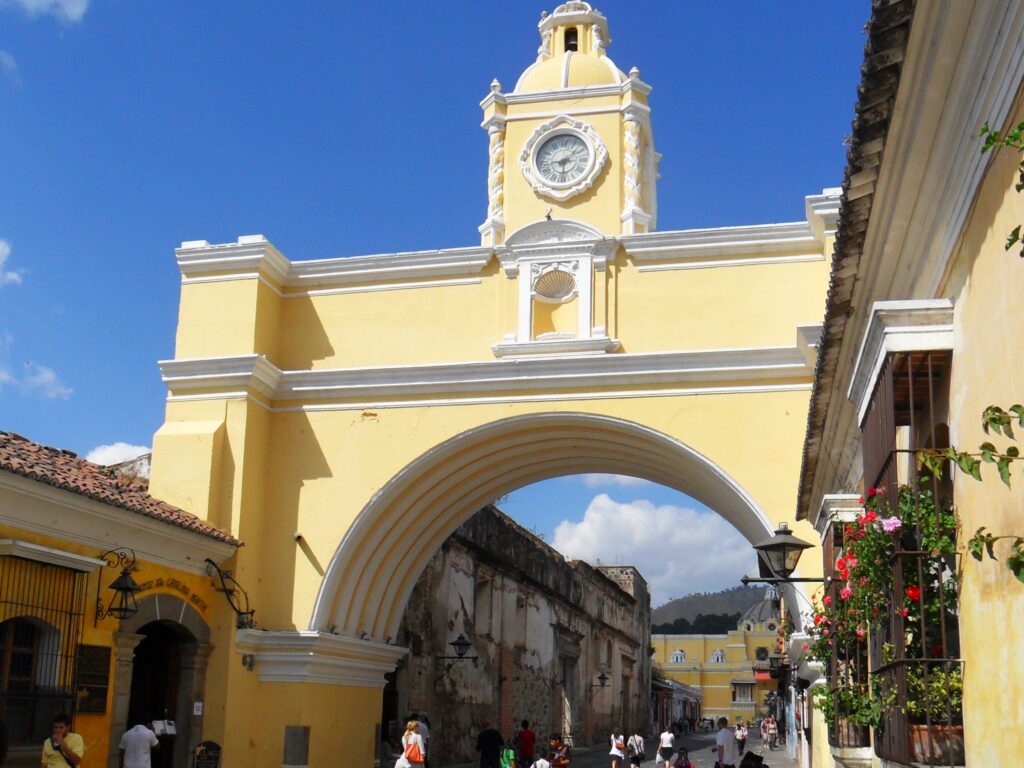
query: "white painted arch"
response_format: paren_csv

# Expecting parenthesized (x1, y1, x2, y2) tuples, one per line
(311, 412, 784, 643)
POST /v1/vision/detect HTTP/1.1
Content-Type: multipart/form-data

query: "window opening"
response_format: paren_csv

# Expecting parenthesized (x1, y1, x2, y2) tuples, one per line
(565, 28, 579, 51)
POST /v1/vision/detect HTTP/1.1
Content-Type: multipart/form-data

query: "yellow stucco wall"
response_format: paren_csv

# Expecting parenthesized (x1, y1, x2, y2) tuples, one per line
(938, 98, 1024, 765)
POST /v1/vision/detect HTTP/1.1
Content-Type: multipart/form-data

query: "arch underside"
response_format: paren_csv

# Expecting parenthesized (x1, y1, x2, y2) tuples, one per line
(313, 412, 800, 643)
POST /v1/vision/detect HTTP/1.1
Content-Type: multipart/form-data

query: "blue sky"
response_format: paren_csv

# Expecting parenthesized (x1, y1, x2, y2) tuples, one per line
(0, 0, 869, 602)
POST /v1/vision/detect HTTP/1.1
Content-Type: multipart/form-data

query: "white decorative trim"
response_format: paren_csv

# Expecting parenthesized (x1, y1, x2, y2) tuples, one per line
(492, 337, 619, 357)
(847, 300, 955, 426)
(0, 539, 106, 572)
(161, 341, 815, 406)
(796, 324, 823, 368)
(176, 238, 494, 289)
(813, 493, 862, 536)
(519, 115, 608, 201)
(235, 629, 407, 687)
(297, 277, 481, 299)
(805, 188, 841, 242)
(507, 81, 651, 104)
(0, 472, 236, 574)
(623, 222, 821, 269)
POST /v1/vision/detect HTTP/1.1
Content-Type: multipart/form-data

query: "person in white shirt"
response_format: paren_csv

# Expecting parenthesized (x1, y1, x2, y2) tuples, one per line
(609, 728, 626, 768)
(118, 720, 159, 768)
(396, 721, 426, 768)
(530, 758, 552, 768)
(626, 730, 645, 767)
(715, 717, 739, 768)
(657, 728, 674, 768)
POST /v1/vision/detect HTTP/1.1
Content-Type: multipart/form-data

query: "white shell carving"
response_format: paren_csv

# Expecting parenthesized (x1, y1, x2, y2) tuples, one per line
(534, 268, 577, 301)
(520, 115, 608, 202)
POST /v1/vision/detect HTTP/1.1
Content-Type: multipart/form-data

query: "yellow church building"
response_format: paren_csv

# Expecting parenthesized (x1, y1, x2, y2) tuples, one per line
(652, 594, 780, 726)
(145, 3, 835, 765)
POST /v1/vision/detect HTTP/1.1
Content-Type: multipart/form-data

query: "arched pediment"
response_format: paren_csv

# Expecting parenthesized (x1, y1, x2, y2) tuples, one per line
(505, 219, 603, 246)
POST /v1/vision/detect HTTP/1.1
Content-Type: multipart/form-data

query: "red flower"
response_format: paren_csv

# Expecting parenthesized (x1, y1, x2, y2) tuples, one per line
(900, 608, 909, 617)
(867, 486, 877, 498)
(823, 595, 832, 606)
(836, 556, 847, 571)
(906, 585, 922, 602)
(856, 628, 866, 639)
(863, 511, 878, 524)
(839, 569, 850, 581)
(929, 645, 945, 658)
(839, 587, 853, 601)
(858, 496, 865, 504)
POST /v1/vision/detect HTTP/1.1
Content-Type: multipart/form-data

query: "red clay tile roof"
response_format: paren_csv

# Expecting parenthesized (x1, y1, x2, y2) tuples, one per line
(0, 431, 239, 546)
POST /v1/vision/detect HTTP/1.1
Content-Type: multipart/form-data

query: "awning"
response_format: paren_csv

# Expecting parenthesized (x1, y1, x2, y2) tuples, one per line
(755, 671, 773, 682)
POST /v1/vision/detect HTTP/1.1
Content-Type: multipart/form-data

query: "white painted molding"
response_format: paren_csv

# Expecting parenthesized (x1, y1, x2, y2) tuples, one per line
(161, 343, 814, 406)
(235, 629, 407, 687)
(492, 337, 619, 358)
(813, 493, 862, 536)
(796, 324, 823, 368)
(177, 235, 290, 286)
(622, 222, 822, 270)
(506, 80, 651, 104)
(847, 299, 955, 426)
(0, 472, 236, 574)
(805, 188, 842, 242)
(0, 539, 107, 572)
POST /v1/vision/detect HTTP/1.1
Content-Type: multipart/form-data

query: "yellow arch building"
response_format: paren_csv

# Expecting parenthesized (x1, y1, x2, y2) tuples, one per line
(149, 4, 833, 765)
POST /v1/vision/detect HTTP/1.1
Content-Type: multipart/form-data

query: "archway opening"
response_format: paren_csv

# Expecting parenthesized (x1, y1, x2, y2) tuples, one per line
(128, 620, 197, 768)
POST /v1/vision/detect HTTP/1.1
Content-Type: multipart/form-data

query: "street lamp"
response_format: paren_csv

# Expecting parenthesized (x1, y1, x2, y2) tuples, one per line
(740, 523, 824, 585)
(436, 633, 478, 681)
(94, 548, 141, 624)
(588, 671, 610, 699)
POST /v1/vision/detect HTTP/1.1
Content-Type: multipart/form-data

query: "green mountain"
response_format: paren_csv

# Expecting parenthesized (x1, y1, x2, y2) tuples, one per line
(651, 585, 767, 629)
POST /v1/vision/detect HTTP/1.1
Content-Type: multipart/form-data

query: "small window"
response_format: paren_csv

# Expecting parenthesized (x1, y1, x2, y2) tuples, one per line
(670, 649, 685, 664)
(768, 623, 777, 631)
(565, 28, 579, 51)
(711, 649, 725, 664)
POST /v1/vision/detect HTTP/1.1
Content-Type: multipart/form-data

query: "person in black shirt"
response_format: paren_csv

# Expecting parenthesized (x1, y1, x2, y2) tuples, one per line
(476, 720, 504, 768)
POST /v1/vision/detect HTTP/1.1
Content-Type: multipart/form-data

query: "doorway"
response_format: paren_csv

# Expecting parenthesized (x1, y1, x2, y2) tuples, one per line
(127, 621, 194, 768)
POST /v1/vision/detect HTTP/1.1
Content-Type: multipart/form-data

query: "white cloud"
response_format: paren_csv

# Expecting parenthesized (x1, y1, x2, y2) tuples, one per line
(0, 51, 20, 86)
(86, 442, 150, 466)
(1, 0, 89, 23)
(578, 473, 651, 488)
(551, 494, 757, 606)
(0, 240, 23, 286)
(21, 363, 71, 399)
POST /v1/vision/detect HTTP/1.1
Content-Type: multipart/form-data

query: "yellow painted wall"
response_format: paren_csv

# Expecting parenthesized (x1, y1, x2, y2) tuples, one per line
(938, 98, 1024, 765)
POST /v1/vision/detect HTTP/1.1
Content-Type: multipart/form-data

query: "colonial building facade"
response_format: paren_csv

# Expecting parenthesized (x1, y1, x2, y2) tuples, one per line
(387, 505, 649, 763)
(148, 3, 834, 764)
(652, 595, 780, 726)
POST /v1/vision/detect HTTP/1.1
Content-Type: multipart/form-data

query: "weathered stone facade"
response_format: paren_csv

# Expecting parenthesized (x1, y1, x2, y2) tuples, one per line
(386, 505, 650, 764)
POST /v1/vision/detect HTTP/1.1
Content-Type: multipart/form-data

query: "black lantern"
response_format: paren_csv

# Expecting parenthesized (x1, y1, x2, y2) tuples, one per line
(594, 671, 609, 689)
(752, 523, 814, 579)
(768, 653, 786, 679)
(436, 633, 478, 681)
(95, 548, 140, 624)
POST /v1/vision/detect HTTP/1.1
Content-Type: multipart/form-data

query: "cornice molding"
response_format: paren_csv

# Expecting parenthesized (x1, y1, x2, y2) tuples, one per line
(0, 472, 236, 573)
(622, 222, 821, 270)
(847, 299, 955, 426)
(160, 338, 815, 406)
(235, 629, 407, 687)
(506, 80, 651, 104)
(492, 336, 619, 358)
(813, 493, 863, 536)
(0, 539, 107, 572)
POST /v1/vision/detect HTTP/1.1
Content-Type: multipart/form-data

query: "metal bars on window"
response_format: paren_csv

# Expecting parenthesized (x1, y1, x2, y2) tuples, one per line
(0, 556, 87, 746)
(861, 350, 963, 767)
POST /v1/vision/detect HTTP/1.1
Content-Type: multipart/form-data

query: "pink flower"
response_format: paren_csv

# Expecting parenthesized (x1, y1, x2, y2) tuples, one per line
(823, 595, 832, 606)
(856, 628, 866, 638)
(882, 516, 902, 533)
(823, 628, 830, 636)
(801, 642, 810, 652)
(845, 555, 859, 569)
(839, 587, 853, 601)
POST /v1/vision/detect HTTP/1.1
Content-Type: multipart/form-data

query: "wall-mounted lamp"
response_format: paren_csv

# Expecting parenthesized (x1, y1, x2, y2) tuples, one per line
(435, 634, 478, 681)
(590, 671, 610, 691)
(204, 558, 255, 628)
(94, 548, 141, 625)
(740, 523, 824, 585)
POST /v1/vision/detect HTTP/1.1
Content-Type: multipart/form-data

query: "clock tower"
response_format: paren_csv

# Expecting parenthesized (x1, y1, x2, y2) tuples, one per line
(479, 2, 658, 245)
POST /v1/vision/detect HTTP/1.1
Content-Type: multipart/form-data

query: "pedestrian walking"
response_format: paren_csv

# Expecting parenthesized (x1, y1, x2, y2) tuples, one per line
(715, 717, 739, 768)
(501, 738, 518, 768)
(734, 721, 747, 755)
(516, 720, 537, 767)
(759, 717, 769, 748)
(626, 729, 645, 767)
(476, 720, 504, 768)
(416, 714, 432, 768)
(118, 718, 159, 768)
(41, 714, 83, 768)
(673, 747, 692, 768)
(767, 716, 778, 751)
(657, 726, 674, 768)
(397, 721, 426, 768)
(549, 734, 571, 768)
(609, 728, 626, 768)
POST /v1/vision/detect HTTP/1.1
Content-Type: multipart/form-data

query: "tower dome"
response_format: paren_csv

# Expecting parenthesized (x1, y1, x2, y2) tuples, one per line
(514, 3, 627, 93)
(738, 587, 781, 629)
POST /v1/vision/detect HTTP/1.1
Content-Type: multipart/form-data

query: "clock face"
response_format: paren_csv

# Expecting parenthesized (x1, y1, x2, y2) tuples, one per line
(536, 134, 590, 185)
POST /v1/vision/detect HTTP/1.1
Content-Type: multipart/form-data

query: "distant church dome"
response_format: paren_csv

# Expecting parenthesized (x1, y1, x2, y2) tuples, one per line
(738, 587, 780, 629)
(514, 2, 628, 93)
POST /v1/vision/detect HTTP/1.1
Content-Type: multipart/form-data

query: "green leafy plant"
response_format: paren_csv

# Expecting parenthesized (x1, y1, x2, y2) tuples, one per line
(979, 121, 1024, 255)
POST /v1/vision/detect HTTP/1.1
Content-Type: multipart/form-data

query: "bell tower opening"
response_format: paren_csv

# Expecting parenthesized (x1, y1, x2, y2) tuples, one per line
(565, 27, 579, 51)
